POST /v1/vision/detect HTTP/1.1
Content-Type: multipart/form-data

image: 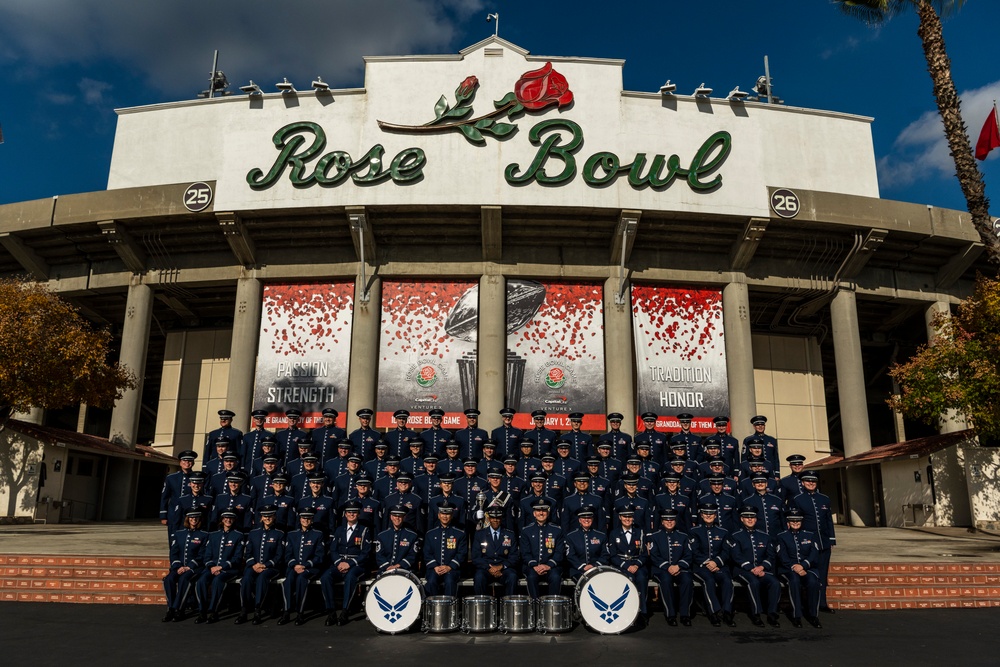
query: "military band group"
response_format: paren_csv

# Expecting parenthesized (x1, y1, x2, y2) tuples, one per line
(160, 406, 835, 630)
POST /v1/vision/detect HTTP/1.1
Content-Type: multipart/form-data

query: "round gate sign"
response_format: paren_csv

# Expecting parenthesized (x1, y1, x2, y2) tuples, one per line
(183, 182, 214, 212)
(770, 188, 800, 219)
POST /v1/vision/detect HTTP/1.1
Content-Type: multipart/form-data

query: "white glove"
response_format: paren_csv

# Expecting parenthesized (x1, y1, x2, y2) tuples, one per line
(476, 510, 485, 519)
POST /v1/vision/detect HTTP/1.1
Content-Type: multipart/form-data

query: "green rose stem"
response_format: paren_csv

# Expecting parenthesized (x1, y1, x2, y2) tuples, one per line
(378, 99, 516, 133)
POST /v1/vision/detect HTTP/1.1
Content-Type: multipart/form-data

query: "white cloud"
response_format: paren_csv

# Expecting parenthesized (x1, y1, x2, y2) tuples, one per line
(0, 0, 483, 94)
(877, 80, 1000, 188)
(79, 78, 112, 105)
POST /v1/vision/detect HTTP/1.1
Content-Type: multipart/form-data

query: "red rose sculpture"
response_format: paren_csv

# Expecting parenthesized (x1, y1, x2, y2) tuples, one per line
(514, 62, 573, 111)
(456, 75, 478, 101)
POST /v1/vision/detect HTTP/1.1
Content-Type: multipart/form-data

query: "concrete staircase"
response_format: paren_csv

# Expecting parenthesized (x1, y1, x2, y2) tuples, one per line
(3, 554, 1000, 609)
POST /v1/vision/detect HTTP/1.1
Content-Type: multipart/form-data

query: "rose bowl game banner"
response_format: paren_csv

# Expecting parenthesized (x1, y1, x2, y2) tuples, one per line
(632, 284, 729, 433)
(253, 282, 354, 429)
(376, 280, 479, 428)
(506, 280, 606, 430)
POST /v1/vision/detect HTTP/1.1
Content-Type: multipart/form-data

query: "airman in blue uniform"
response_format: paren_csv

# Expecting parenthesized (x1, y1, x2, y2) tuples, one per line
(348, 408, 379, 462)
(689, 504, 735, 627)
(476, 441, 503, 478)
(737, 461, 781, 499)
(311, 407, 346, 466)
(380, 471, 424, 533)
(236, 505, 285, 625)
(194, 510, 244, 623)
(653, 473, 694, 535)
(538, 454, 567, 505)
(779, 454, 807, 505)
(427, 473, 467, 531)
(322, 439, 354, 480)
(172, 471, 213, 534)
(614, 459, 655, 502)
(743, 415, 780, 472)
(776, 508, 822, 628)
(519, 500, 564, 599)
(740, 441, 776, 481)
(634, 412, 669, 465)
(453, 459, 487, 533)
(295, 474, 336, 536)
(582, 457, 612, 498)
(290, 454, 324, 499)
(162, 510, 208, 622)
(634, 442, 660, 480)
(385, 409, 418, 459)
(742, 475, 785, 539)
(490, 407, 522, 461)
(646, 510, 693, 626)
(594, 442, 622, 485)
(515, 439, 542, 480)
(667, 448, 701, 481)
(418, 408, 452, 458)
(208, 451, 242, 496)
(561, 412, 592, 461)
(612, 474, 652, 533)
(363, 440, 390, 479)
(561, 473, 606, 534)
(473, 507, 520, 596)
(332, 454, 364, 507)
(697, 477, 739, 534)
(608, 508, 649, 622)
(160, 450, 197, 541)
(373, 457, 402, 501)
(204, 436, 236, 476)
(375, 505, 421, 573)
(249, 455, 282, 510)
(249, 436, 280, 477)
(728, 507, 781, 627)
(350, 475, 381, 530)
(552, 441, 581, 480)
(564, 506, 609, 580)
(525, 409, 556, 457)
(709, 416, 741, 470)
(278, 509, 326, 625)
(400, 439, 426, 477)
(598, 412, 633, 462)
(211, 472, 252, 531)
(423, 502, 467, 597)
(437, 440, 464, 476)
(670, 413, 703, 462)
(455, 409, 489, 461)
(481, 469, 516, 531)
(321, 500, 373, 626)
(204, 409, 243, 464)
(413, 455, 442, 506)
(276, 409, 308, 467)
(285, 440, 317, 478)
(500, 457, 526, 503)
(792, 471, 835, 613)
(519, 473, 559, 529)
(264, 474, 295, 532)
(697, 461, 738, 498)
(241, 409, 273, 474)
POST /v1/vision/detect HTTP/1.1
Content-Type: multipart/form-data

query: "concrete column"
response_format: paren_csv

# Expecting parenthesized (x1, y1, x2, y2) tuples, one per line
(830, 287, 875, 526)
(346, 277, 382, 422)
(110, 279, 153, 448)
(925, 301, 967, 433)
(478, 271, 506, 432)
(722, 278, 757, 433)
(225, 276, 263, 429)
(603, 275, 635, 433)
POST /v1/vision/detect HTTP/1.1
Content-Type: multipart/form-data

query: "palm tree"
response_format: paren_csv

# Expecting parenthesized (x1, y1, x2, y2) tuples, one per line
(835, 0, 999, 264)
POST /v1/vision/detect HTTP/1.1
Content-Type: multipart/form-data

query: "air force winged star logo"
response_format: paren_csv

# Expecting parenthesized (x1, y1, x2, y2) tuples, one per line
(372, 585, 414, 623)
(587, 584, 631, 624)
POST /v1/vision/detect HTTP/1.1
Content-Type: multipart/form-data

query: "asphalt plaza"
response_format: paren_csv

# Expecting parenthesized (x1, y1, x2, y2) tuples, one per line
(2, 602, 995, 665)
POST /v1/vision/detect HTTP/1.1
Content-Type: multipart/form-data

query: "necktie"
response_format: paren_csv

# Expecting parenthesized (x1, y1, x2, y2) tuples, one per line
(493, 531, 500, 546)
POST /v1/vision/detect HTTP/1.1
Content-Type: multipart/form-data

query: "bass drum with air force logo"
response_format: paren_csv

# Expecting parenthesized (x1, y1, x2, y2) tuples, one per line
(574, 566, 640, 634)
(365, 570, 424, 634)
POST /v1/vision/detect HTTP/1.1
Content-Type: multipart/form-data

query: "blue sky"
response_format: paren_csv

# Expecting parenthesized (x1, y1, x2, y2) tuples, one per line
(1, 0, 999, 213)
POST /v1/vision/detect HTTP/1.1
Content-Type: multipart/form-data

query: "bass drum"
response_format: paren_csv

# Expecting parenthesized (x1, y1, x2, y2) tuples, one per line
(364, 570, 425, 634)
(574, 566, 640, 634)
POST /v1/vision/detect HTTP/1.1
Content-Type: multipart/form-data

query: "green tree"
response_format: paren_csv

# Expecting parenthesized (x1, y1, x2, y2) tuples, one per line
(834, 0, 999, 263)
(0, 278, 136, 430)
(888, 275, 1000, 439)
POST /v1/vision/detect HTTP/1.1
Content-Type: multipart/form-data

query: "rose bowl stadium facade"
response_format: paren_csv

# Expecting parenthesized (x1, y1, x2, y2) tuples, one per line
(0, 37, 991, 527)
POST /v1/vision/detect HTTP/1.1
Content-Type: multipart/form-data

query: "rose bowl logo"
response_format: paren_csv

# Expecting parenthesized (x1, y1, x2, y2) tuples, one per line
(545, 367, 566, 389)
(415, 365, 438, 388)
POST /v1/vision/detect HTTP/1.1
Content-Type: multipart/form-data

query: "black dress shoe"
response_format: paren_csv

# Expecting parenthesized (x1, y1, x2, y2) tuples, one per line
(172, 611, 185, 622)
(194, 613, 207, 624)
(208, 612, 219, 624)
(750, 614, 764, 627)
(277, 612, 292, 626)
(680, 616, 692, 627)
(634, 615, 647, 629)
(337, 611, 349, 626)
(161, 609, 176, 623)
(806, 616, 823, 629)
(294, 614, 306, 626)
(251, 610, 264, 626)
(234, 612, 248, 625)
(325, 612, 337, 627)
(709, 612, 721, 627)
(791, 617, 803, 628)
(723, 611, 737, 627)
(666, 616, 678, 626)
(820, 605, 836, 614)
(767, 613, 780, 628)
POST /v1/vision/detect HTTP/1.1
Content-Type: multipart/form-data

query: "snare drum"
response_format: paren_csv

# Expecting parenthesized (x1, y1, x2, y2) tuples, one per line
(499, 595, 534, 633)
(574, 566, 640, 634)
(364, 570, 424, 634)
(423, 596, 459, 633)
(462, 595, 497, 633)
(536, 595, 573, 633)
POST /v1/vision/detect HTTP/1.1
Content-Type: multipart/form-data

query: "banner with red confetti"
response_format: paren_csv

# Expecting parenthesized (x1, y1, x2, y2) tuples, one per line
(631, 284, 729, 433)
(506, 280, 606, 430)
(253, 282, 354, 429)
(376, 280, 479, 428)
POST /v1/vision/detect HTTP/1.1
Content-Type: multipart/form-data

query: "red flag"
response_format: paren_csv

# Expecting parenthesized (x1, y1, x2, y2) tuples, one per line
(975, 105, 1000, 160)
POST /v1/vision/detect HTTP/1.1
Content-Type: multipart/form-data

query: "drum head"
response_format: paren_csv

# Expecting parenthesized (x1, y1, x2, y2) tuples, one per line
(575, 568, 639, 634)
(365, 571, 423, 633)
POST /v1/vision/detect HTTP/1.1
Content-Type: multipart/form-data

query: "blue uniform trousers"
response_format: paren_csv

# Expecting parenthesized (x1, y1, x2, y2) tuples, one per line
(320, 564, 367, 612)
(692, 566, 734, 614)
(473, 567, 518, 596)
(424, 567, 462, 597)
(781, 570, 821, 619)
(163, 568, 201, 610)
(282, 566, 321, 613)
(732, 569, 780, 615)
(239, 566, 279, 610)
(523, 566, 563, 599)
(195, 568, 238, 613)
(650, 567, 693, 618)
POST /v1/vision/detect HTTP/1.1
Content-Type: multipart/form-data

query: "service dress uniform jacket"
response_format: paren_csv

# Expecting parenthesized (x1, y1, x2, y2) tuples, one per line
(775, 528, 822, 620)
(564, 528, 610, 578)
(195, 527, 244, 614)
(320, 522, 373, 612)
(519, 522, 564, 598)
(375, 526, 420, 572)
(239, 526, 285, 612)
(645, 527, 693, 619)
(689, 523, 734, 615)
(727, 528, 780, 616)
(422, 525, 467, 596)
(163, 528, 208, 611)
(608, 526, 649, 614)
(472, 526, 520, 596)
(282, 527, 326, 613)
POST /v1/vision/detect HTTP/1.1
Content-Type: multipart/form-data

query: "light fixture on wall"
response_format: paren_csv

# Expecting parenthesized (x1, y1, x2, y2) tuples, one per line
(694, 84, 713, 98)
(276, 78, 296, 94)
(659, 80, 676, 95)
(240, 81, 262, 96)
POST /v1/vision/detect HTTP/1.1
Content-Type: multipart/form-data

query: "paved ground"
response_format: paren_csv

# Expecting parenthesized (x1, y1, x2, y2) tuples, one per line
(2, 521, 1000, 562)
(2, 601, 995, 665)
